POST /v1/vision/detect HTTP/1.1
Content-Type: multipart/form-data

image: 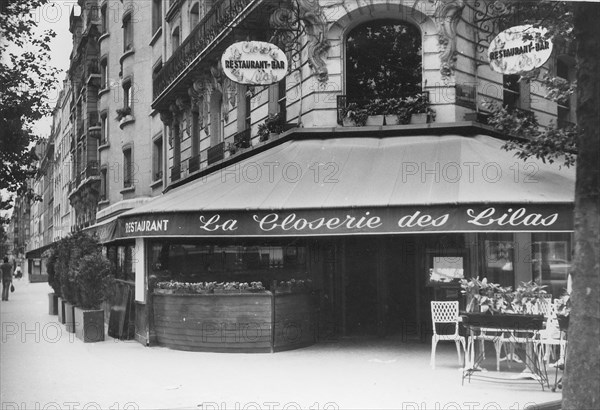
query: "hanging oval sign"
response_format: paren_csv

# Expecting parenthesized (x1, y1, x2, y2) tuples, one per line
(488, 25, 553, 74)
(221, 41, 288, 85)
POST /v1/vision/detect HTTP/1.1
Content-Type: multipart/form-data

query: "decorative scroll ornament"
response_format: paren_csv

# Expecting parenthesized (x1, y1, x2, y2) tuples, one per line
(297, 0, 330, 83)
(269, 7, 298, 51)
(434, 0, 465, 79)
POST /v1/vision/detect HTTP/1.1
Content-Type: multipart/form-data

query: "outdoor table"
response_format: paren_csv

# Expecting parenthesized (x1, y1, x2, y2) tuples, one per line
(461, 313, 549, 390)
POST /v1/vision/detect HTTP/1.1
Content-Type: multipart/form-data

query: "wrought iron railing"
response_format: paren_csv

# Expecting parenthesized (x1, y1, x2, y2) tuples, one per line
(233, 128, 251, 149)
(336, 91, 429, 125)
(171, 164, 181, 181)
(207, 142, 225, 165)
(153, 0, 255, 100)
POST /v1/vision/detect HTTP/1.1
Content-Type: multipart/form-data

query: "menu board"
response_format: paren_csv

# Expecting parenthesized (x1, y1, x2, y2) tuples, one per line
(429, 256, 464, 284)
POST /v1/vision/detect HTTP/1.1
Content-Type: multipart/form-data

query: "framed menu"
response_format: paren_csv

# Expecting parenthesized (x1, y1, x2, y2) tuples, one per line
(426, 249, 469, 286)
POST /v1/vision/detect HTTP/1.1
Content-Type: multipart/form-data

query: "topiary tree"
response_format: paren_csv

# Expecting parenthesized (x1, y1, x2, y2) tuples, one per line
(45, 247, 60, 296)
(75, 251, 115, 310)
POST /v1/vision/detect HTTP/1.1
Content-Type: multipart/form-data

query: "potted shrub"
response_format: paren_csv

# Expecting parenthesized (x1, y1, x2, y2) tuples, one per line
(384, 98, 411, 125)
(257, 113, 285, 142)
(341, 103, 368, 127)
(74, 251, 115, 342)
(365, 99, 386, 126)
(405, 93, 436, 124)
(45, 248, 60, 315)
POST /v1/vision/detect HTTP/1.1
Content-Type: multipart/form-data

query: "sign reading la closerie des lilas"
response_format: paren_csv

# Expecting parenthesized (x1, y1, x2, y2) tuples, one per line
(488, 25, 553, 74)
(119, 205, 573, 237)
(221, 41, 288, 85)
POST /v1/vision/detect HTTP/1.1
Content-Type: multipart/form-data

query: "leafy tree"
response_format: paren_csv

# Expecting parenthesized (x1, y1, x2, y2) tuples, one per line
(484, 2, 598, 407)
(0, 0, 57, 223)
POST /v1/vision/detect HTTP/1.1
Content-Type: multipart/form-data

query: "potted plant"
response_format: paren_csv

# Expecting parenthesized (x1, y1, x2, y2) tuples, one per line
(257, 113, 285, 142)
(384, 98, 411, 125)
(225, 142, 237, 157)
(365, 99, 386, 126)
(74, 251, 115, 342)
(341, 103, 368, 127)
(405, 93, 436, 124)
(115, 106, 132, 121)
(45, 247, 60, 315)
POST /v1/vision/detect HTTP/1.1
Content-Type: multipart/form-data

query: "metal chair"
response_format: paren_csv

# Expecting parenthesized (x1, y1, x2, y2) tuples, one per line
(430, 301, 466, 369)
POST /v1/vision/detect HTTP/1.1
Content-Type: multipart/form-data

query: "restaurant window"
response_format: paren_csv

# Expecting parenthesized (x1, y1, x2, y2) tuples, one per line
(152, 0, 162, 35)
(346, 19, 422, 105)
(123, 13, 133, 52)
(481, 233, 515, 288)
(153, 135, 163, 182)
(108, 245, 135, 281)
(123, 147, 133, 188)
(277, 77, 287, 123)
(503, 74, 521, 110)
(100, 57, 108, 89)
(237, 85, 251, 132)
(148, 241, 308, 287)
(531, 233, 572, 298)
(190, 2, 199, 28)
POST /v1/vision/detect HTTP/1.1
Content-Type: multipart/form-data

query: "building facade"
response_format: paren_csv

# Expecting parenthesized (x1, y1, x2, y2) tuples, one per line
(18, 0, 576, 349)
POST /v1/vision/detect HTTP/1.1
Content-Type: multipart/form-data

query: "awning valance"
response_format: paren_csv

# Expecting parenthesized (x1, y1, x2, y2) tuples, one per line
(118, 134, 575, 237)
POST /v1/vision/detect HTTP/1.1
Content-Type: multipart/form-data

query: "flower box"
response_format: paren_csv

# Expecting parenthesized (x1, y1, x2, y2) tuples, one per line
(462, 313, 545, 330)
(366, 115, 384, 126)
(74, 307, 105, 343)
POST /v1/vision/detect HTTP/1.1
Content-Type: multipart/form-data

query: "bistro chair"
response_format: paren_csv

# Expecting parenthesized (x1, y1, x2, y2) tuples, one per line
(430, 301, 466, 369)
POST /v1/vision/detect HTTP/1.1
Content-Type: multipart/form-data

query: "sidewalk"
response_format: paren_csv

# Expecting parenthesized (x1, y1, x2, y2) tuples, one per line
(1, 281, 562, 410)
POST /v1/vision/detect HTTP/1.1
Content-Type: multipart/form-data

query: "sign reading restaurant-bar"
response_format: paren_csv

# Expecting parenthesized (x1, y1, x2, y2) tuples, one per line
(488, 25, 553, 74)
(221, 41, 288, 85)
(118, 204, 573, 238)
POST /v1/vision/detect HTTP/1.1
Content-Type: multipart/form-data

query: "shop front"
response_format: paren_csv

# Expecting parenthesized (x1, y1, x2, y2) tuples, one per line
(113, 132, 575, 351)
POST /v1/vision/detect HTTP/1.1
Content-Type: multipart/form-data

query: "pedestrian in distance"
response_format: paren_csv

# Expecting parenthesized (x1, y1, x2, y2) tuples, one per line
(1, 257, 14, 301)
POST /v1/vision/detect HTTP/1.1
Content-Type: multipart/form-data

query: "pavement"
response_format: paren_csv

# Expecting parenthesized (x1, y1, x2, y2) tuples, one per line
(1, 278, 563, 410)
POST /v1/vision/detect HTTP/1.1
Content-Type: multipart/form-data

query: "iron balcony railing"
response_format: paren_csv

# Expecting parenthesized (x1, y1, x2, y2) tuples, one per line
(153, 0, 255, 101)
(207, 142, 225, 165)
(336, 91, 430, 125)
(233, 128, 251, 149)
(188, 155, 200, 173)
(171, 164, 181, 182)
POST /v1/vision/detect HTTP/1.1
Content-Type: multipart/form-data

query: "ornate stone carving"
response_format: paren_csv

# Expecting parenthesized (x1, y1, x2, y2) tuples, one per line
(434, 0, 465, 78)
(298, 0, 330, 83)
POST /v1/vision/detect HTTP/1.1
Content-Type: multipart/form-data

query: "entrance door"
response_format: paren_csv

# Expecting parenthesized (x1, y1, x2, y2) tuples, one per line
(344, 238, 378, 335)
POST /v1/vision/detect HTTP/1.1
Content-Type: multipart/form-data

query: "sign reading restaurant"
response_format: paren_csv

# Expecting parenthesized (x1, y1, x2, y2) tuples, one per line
(118, 204, 573, 238)
(488, 25, 553, 74)
(221, 41, 288, 85)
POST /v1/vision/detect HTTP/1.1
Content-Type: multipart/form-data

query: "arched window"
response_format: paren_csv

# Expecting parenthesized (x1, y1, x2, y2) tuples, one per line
(346, 20, 422, 103)
(190, 3, 200, 28)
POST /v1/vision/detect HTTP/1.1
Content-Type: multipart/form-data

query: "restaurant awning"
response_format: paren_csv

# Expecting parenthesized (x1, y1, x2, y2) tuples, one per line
(118, 134, 575, 237)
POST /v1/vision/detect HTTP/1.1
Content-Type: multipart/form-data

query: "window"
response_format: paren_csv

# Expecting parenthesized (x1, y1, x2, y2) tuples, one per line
(153, 136, 163, 182)
(100, 167, 108, 201)
(101, 4, 108, 34)
(100, 58, 108, 89)
(171, 123, 181, 181)
(191, 110, 200, 157)
(152, 0, 162, 34)
(171, 26, 180, 52)
(503, 74, 520, 110)
(277, 78, 287, 123)
(152, 60, 163, 79)
(531, 233, 572, 298)
(100, 112, 108, 145)
(190, 3, 199, 28)
(209, 90, 223, 145)
(556, 58, 573, 127)
(244, 88, 251, 130)
(123, 147, 133, 188)
(123, 13, 133, 52)
(346, 20, 422, 105)
(123, 80, 132, 110)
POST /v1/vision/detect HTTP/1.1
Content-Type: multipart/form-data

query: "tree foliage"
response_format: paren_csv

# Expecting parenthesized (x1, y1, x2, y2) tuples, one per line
(346, 19, 422, 101)
(0, 0, 57, 222)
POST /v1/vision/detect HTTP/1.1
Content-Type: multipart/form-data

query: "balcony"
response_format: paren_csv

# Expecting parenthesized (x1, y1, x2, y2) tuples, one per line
(153, 0, 257, 104)
(234, 128, 251, 149)
(207, 142, 225, 165)
(171, 164, 181, 181)
(87, 111, 101, 139)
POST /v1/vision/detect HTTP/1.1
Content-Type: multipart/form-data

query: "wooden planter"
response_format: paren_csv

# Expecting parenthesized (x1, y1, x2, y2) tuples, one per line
(153, 291, 316, 353)
(410, 113, 429, 124)
(462, 313, 545, 330)
(384, 115, 400, 125)
(74, 307, 105, 342)
(64, 302, 76, 333)
(57, 297, 66, 324)
(48, 293, 59, 315)
(366, 115, 384, 126)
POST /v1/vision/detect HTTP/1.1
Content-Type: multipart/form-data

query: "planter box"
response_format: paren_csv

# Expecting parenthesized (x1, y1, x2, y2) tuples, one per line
(462, 313, 545, 330)
(64, 302, 76, 333)
(57, 297, 66, 324)
(385, 115, 400, 125)
(342, 118, 357, 127)
(48, 293, 59, 315)
(74, 307, 105, 342)
(366, 115, 384, 126)
(410, 113, 429, 124)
